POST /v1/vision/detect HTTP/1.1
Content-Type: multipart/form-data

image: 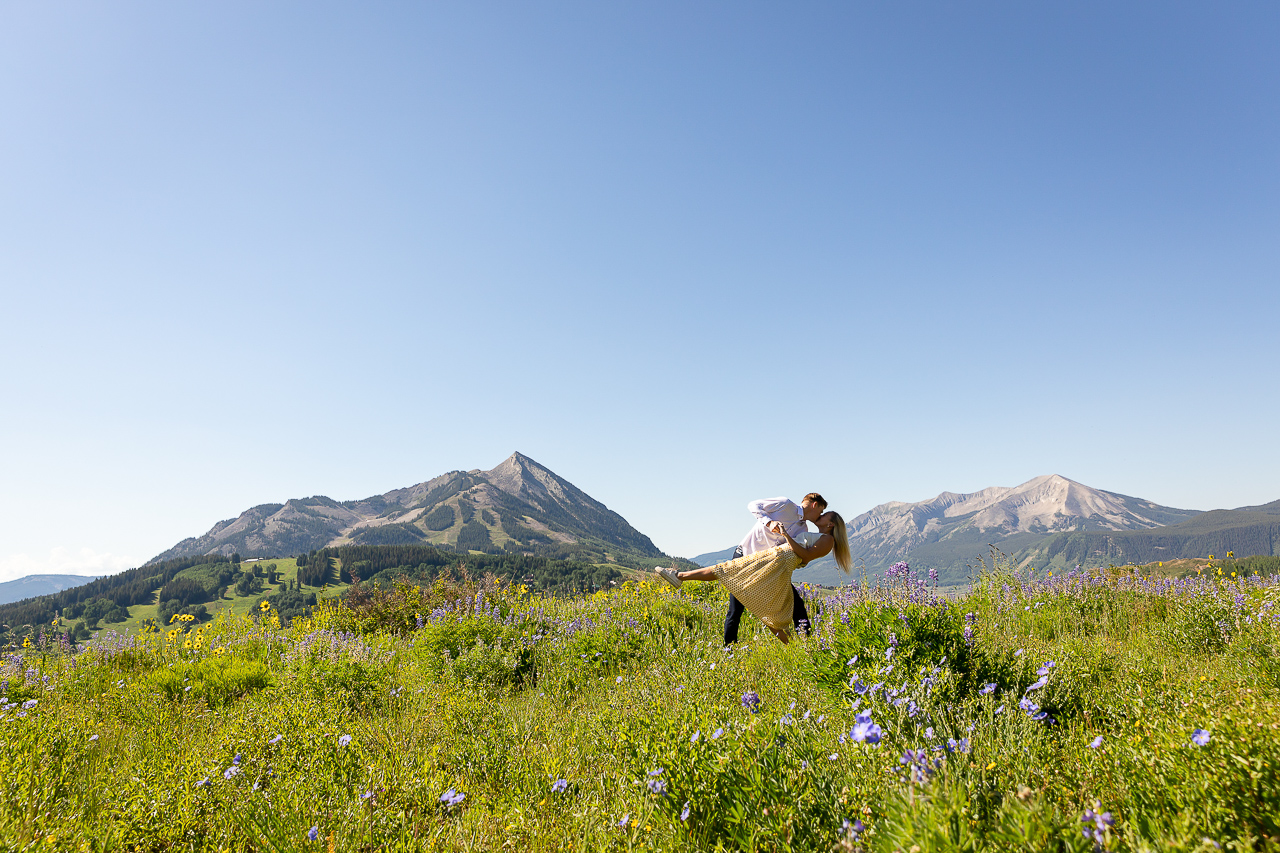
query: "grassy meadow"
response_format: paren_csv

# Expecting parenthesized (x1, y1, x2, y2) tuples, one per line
(4, 557, 1279, 852)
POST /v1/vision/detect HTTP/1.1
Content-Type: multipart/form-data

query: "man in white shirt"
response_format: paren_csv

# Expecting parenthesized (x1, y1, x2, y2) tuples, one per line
(723, 492, 826, 645)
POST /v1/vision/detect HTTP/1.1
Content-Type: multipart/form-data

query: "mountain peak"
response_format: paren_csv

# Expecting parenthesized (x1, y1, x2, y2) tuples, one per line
(148, 453, 663, 564)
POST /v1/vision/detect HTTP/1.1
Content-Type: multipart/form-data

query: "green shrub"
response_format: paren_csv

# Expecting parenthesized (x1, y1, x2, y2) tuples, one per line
(140, 656, 272, 708)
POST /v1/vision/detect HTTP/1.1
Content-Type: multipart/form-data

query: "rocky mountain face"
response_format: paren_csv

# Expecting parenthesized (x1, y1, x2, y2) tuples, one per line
(843, 474, 1199, 564)
(148, 453, 662, 565)
(779, 475, 1202, 586)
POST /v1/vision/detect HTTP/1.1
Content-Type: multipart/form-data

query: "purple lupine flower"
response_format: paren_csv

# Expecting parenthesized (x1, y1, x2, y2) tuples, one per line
(1081, 804, 1113, 845)
(741, 691, 761, 713)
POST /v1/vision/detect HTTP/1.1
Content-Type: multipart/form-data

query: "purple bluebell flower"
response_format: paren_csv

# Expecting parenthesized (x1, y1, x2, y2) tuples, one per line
(1036, 661, 1056, 676)
(741, 691, 761, 712)
(551, 778, 568, 793)
(691, 730, 700, 743)
(268, 735, 283, 745)
(980, 683, 997, 695)
(338, 734, 352, 747)
(851, 711, 883, 745)
(440, 787, 465, 807)
(680, 801, 690, 821)
(1027, 677, 1048, 691)
(618, 813, 630, 828)
(223, 766, 241, 780)
(307, 826, 319, 841)
(1192, 729, 1211, 746)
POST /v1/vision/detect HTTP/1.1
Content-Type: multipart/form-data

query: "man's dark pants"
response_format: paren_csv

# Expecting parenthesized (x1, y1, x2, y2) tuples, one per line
(722, 545, 811, 644)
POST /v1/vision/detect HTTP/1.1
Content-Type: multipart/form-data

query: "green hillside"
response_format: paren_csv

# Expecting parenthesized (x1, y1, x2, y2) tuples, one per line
(0, 544, 695, 647)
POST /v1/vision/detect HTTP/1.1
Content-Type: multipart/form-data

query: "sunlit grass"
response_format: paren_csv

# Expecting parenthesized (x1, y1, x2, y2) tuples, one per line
(3, 559, 1279, 851)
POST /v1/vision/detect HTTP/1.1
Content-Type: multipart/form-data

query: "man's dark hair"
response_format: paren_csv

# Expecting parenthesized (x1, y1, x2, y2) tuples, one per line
(803, 492, 827, 510)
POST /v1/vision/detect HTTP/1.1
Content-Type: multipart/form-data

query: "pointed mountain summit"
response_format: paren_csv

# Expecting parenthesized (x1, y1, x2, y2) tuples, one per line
(149, 453, 661, 565)
(790, 475, 1202, 586)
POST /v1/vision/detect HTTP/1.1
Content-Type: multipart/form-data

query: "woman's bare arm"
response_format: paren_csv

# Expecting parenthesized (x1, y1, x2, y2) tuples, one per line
(778, 526, 833, 564)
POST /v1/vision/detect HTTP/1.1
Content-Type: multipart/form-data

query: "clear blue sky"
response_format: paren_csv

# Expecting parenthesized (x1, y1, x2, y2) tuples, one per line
(2, 2, 1277, 580)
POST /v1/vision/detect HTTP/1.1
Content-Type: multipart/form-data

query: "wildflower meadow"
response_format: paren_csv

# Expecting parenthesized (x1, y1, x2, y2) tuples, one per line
(3, 556, 1279, 851)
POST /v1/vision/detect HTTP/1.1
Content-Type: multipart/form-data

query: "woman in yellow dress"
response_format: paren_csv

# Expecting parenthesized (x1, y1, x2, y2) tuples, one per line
(657, 511, 851, 643)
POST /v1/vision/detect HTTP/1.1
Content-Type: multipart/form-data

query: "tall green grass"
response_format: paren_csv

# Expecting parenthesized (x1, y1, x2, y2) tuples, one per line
(2, 561, 1279, 851)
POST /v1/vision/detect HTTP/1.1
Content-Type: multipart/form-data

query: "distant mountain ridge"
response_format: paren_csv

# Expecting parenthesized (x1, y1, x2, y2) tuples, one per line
(781, 475, 1279, 586)
(150, 453, 663, 565)
(0, 574, 101, 605)
(840, 474, 1199, 571)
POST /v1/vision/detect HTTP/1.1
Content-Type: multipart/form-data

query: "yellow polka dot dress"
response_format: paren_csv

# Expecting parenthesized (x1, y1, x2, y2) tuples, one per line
(713, 544, 802, 632)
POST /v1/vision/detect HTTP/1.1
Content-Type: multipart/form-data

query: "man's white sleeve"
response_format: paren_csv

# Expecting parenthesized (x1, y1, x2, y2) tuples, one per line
(747, 497, 797, 522)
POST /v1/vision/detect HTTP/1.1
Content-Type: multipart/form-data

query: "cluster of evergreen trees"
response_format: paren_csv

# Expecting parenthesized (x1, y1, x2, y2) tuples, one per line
(329, 544, 622, 595)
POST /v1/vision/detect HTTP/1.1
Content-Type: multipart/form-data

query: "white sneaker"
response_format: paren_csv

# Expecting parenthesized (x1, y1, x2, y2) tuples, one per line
(656, 567, 683, 589)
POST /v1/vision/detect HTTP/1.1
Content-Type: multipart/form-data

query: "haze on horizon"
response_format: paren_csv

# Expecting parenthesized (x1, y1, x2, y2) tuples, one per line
(2, 2, 1278, 582)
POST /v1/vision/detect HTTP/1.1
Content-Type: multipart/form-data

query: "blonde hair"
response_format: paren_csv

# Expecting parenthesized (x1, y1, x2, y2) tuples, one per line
(829, 512, 852, 573)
